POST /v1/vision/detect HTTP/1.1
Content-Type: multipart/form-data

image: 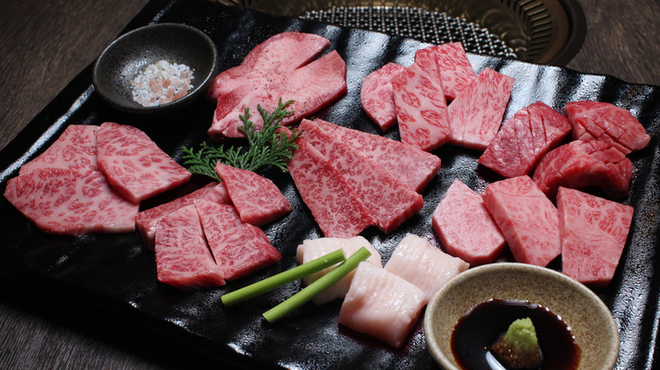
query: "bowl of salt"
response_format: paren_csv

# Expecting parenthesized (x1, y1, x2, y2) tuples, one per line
(92, 23, 218, 114)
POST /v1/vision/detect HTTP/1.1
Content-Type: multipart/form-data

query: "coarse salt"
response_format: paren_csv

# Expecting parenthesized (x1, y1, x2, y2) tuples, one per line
(131, 60, 194, 107)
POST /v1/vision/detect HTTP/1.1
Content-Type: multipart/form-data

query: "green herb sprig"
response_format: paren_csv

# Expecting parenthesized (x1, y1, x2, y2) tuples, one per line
(182, 98, 303, 181)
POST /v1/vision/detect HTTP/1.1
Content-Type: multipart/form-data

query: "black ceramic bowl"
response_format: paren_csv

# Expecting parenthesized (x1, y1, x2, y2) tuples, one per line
(92, 23, 218, 114)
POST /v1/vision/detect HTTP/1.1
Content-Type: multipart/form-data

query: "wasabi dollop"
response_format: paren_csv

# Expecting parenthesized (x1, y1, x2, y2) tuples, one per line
(490, 317, 542, 369)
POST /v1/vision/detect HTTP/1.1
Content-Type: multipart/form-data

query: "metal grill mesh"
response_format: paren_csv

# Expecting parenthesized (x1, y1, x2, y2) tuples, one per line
(304, 6, 517, 59)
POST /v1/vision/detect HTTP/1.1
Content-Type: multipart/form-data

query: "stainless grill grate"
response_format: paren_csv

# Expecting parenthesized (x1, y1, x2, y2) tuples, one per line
(304, 6, 517, 59)
(221, 0, 585, 64)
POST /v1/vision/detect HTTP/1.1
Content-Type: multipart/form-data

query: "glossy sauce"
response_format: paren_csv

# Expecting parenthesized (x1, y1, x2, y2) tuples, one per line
(451, 299, 580, 370)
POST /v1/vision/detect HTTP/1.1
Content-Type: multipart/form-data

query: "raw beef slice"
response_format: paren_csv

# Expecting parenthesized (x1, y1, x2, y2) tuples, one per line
(432, 178, 506, 266)
(19, 125, 98, 176)
(448, 67, 515, 150)
(300, 120, 423, 233)
(287, 137, 376, 238)
(482, 175, 561, 267)
(312, 118, 441, 193)
(136, 182, 231, 250)
(97, 122, 191, 203)
(557, 187, 634, 286)
(195, 200, 281, 280)
(215, 162, 292, 226)
(414, 42, 476, 101)
(532, 139, 633, 200)
(206, 32, 331, 102)
(360, 62, 406, 131)
(564, 100, 651, 155)
(384, 233, 469, 304)
(392, 62, 451, 151)
(154, 204, 225, 291)
(296, 236, 382, 305)
(4, 168, 138, 236)
(339, 261, 426, 348)
(208, 35, 347, 140)
(479, 101, 572, 178)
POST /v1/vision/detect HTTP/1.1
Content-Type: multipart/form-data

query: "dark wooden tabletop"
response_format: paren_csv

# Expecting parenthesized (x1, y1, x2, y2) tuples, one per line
(1, 0, 659, 369)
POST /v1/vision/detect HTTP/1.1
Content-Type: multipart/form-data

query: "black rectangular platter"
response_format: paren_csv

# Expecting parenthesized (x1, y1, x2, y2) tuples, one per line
(0, 0, 659, 369)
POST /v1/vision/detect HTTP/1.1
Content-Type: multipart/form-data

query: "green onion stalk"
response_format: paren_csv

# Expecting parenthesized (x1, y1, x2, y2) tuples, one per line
(262, 246, 372, 324)
(221, 249, 346, 307)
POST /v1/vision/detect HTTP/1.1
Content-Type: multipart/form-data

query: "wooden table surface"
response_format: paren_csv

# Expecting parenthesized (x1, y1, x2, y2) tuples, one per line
(0, 0, 659, 369)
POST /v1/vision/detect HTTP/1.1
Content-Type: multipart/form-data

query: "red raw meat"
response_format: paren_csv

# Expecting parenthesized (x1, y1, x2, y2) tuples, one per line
(209, 50, 347, 140)
(360, 62, 406, 131)
(206, 32, 331, 103)
(532, 140, 633, 200)
(478, 101, 572, 178)
(557, 187, 634, 287)
(214, 162, 292, 226)
(20, 125, 99, 176)
(432, 178, 506, 266)
(482, 175, 561, 267)
(135, 182, 231, 250)
(195, 200, 281, 280)
(287, 137, 376, 238)
(4, 168, 138, 236)
(300, 120, 423, 233)
(96, 122, 191, 203)
(448, 67, 515, 150)
(564, 100, 651, 155)
(312, 118, 441, 193)
(392, 62, 451, 151)
(414, 42, 476, 101)
(154, 204, 225, 291)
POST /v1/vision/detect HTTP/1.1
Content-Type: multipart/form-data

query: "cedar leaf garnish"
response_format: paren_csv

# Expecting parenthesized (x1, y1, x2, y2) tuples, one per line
(182, 98, 303, 181)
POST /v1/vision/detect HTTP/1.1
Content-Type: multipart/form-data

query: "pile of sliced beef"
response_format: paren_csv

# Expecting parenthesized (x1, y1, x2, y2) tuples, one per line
(4, 122, 291, 291)
(4, 31, 653, 298)
(360, 43, 650, 287)
(287, 118, 440, 238)
(206, 32, 347, 141)
(362, 42, 514, 151)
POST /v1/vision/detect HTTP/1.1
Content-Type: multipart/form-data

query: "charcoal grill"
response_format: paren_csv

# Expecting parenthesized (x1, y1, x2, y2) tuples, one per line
(219, 0, 586, 65)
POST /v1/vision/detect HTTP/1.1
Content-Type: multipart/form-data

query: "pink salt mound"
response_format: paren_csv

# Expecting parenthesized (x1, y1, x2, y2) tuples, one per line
(135, 182, 232, 250)
(532, 139, 633, 201)
(311, 118, 441, 193)
(482, 175, 561, 267)
(448, 67, 515, 151)
(432, 178, 506, 266)
(287, 137, 376, 238)
(557, 187, 634, 287)
(479, 101, 572, 178)
(215, 162, 292, 226)
(564, 100, 650, 155)
(19, 125, 99, 176)
(154, 204, 225, 291)
(392, 62, 451, 152)
(360, 62, 406, 131)
(96, 122, 191, 203)
(195, 200, 281, 281)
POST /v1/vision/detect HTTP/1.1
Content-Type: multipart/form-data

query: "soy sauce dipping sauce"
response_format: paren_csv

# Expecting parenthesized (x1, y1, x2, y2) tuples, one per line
(451, 299, 580, 370)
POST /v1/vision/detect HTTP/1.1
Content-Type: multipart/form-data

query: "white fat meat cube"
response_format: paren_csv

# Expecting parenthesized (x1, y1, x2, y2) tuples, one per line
(339, 262, 425, 348)
(384, 233, 469, 304)
(296, 236, 382, 305)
